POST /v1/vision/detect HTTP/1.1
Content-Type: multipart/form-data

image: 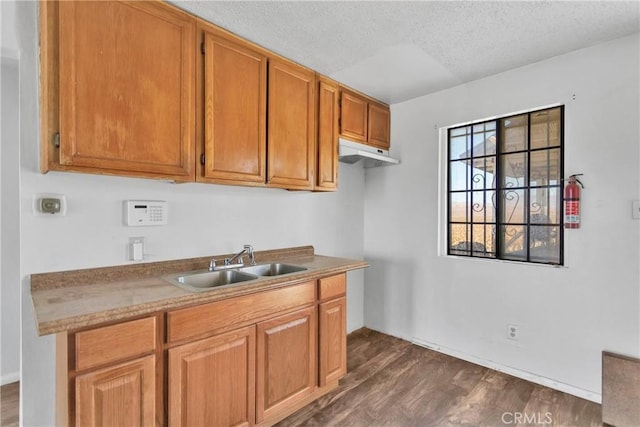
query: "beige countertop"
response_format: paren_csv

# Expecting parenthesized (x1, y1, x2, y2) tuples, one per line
(30, 246, 368, 336)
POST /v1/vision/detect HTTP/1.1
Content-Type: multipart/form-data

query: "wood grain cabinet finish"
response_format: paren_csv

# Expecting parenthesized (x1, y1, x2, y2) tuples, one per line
(340, 90, 368, 143)
(60, 275, 350, 427)
(75, 316, 156, 371)
(199, 28, 267, 185)
(318, 274, 347, 387)
(256, 306, 317, 423)
(267, 58, 316, 190)
(47, 1, 196, 181)
(368, 102, 391, 149)
(316, 77, 339, 191)
(339, 88, 391, 150)
(75, 355, 156, 427)
(319, 297, 347, 386)
(168, 326, 256, 427)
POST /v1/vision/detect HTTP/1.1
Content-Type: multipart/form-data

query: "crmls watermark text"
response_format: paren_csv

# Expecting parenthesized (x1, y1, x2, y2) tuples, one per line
(501, 412, 553, 425)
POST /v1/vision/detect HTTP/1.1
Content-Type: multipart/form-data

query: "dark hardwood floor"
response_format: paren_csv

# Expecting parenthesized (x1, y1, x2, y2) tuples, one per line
(279, 328, 601, 427)
(0, 381, 19, 427)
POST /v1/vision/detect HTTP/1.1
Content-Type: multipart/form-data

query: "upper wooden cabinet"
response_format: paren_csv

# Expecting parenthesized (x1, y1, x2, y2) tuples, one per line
(198, 25, 267, 186)
(41, 1, 388, 189)
(42, 1, 196, 181)
(368, 102, 391, 149)
(340, 90, 369, 142)
(267, 58, 316, 190)
(339, 88, 391, 150)
(316, 76, 339, 192)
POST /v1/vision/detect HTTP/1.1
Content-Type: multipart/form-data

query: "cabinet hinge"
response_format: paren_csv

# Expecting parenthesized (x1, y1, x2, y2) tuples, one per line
(200, 42, 205, 55)
(200, 153, 205, 165)
(53, 132, 60, 148)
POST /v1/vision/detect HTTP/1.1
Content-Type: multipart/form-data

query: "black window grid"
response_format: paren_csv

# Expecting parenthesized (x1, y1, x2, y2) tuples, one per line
(447, 106, 564, 265)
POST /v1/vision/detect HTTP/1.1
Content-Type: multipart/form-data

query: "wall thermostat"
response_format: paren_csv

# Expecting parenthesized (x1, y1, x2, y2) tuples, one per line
(124, 200, 168, 226)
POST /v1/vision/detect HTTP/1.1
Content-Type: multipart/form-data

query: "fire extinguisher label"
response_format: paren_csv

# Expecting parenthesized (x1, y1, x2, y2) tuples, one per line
(565, 200, 580, 223)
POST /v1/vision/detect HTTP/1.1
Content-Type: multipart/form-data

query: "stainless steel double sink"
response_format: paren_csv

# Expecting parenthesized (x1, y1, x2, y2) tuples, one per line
(166, 263, 308, 292)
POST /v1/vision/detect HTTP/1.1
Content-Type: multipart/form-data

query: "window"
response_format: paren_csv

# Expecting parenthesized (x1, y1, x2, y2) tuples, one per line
(447, 106, 564, 265)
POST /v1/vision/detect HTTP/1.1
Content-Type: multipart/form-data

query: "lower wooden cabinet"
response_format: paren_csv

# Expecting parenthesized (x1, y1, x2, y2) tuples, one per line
(256, 306, 317, 423)
(168, 326, 256, 427)
(75, 355, 156, 427)
(61, 274, 348, 427)
(319, 297, 347, 386)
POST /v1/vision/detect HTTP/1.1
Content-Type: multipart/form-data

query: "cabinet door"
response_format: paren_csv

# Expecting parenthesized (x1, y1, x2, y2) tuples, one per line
(319, 297, 347, 386)
(75, 355, 156, 427)
(267, 59, 316, 190)
(256, 306, 317, 423)
(368, 102, 391, 149)
(168, 326, 256, 427)
(201, 31, 267, 185)
(340, 91, 368, 142)
(57, 1, 195, 180)
(316, 78, 339, 191)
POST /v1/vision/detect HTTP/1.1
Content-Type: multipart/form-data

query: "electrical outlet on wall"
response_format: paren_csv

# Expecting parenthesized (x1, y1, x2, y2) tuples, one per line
(507, 324, 520, 341)
(128, 237, 145, 262)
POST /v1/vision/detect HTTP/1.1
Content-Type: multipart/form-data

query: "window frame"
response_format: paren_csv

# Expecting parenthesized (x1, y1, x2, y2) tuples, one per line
(445, 105, 565, 266)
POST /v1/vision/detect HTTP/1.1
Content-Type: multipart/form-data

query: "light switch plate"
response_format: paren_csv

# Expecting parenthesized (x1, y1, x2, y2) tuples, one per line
(633, 200, 640, 220)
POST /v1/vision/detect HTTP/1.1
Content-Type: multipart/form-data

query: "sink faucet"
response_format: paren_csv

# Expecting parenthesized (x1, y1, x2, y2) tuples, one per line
(208, 245, 256, 271)
(226, 244, 256, 266)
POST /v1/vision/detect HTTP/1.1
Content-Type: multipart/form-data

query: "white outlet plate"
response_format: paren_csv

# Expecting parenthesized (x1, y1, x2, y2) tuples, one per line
(507, 324, 519, 341)
(632, 200, 640, 220)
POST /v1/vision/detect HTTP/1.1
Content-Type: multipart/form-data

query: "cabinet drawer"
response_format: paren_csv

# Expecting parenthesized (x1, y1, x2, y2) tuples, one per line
(167, 281, 316, 343)
(75, 317, 157, 371)
(318, 273, 346, 301)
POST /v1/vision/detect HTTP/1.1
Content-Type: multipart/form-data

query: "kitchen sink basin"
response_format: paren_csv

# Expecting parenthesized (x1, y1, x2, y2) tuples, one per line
(238, 263, 307, 277)
(166, 263, 308, 292)
(171, 270, 257, 291)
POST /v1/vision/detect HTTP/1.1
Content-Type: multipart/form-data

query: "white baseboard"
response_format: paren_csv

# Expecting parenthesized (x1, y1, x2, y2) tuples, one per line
(412, 337, 601, 404)
(1, 372, 20, 386)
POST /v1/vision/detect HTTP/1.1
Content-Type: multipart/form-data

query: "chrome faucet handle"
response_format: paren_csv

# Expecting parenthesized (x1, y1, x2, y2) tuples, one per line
(209, 259, 217, 271)
(224, 256, 243, 266)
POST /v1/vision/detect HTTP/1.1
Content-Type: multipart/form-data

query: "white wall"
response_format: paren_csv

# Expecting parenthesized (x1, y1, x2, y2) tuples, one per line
(1, 55, 21, 386)
(364, 33, 640, 401)
(15, 2, 365, 425)
(1, 0, 22, 386)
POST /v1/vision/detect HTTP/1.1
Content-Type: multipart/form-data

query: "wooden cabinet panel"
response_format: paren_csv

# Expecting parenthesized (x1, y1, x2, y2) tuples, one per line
(75, 317, 156, 371)
(339, 87, 391, 149)
(316, 77, 339, 191)
(169, 326, 255, 427)
(368, 102, 391, 149)
(256, 306, 317, 423)
(55, 1, 195, 180)
(340, 91, 368, 143)
(319, 297, 347, 386)
(267, 59, 316, 190)
(167, 281, 316, 344)
(75, 355, 156, 427)
(318, 273, 346, 301)
(201, 30, 267, 184)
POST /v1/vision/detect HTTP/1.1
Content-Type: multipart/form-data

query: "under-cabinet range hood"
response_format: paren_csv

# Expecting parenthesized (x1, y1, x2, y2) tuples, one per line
(338, 138, 400, 168)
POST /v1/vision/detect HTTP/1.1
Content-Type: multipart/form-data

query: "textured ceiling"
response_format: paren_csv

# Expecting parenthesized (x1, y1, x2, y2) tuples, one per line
(172, 1, 640, 104)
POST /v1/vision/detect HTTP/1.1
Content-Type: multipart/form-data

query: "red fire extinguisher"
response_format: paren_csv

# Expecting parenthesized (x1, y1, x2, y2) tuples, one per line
(564, 174, 584, 229)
